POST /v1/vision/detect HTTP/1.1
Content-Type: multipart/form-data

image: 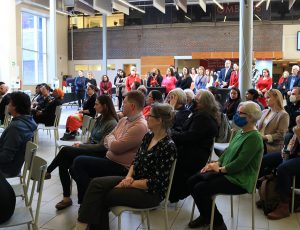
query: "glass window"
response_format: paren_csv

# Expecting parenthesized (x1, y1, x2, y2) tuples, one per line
(22, 12, 47, 85)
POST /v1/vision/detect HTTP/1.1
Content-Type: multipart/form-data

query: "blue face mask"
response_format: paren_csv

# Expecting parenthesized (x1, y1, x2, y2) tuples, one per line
(233, 113, 248, 127)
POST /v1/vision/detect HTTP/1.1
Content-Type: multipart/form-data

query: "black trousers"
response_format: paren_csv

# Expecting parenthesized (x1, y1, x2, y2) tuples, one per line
(47, 145, 107, 197)
(188, 172, 246, 225)
(76, 90, 85, 108)
(72, 156, 128, 204)
(0, 172, 16, 224)
(117, 94, 124, 110)
(78, 176, 160, 230)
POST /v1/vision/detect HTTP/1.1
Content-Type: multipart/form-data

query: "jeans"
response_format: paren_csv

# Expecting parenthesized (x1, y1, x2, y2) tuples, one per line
(47, 145, 107, 197)
(76, 90, 85, 108)
(72, 156, 128, 203)
(260, 152, 300, 201)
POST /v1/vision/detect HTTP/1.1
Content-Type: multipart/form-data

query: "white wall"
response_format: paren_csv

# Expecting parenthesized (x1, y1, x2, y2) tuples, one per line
(68, 59, 141, 86)
(283, 25, 300, 59)
(16, 3, 68, 91)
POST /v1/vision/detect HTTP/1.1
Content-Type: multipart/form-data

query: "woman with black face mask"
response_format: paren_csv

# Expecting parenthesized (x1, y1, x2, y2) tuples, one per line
(169, 90, 219, 203)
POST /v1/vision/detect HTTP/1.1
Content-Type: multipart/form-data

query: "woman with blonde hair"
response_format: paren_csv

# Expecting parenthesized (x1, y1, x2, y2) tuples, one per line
(257, 89, 289, 154)
(169, 89, 219, 202)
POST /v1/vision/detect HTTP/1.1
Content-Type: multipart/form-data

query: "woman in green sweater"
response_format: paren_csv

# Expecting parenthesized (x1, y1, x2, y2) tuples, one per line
(188, 101, 264, 230)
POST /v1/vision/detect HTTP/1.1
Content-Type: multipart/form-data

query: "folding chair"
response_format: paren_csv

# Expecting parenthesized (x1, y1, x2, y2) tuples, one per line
(0, 156, 47, 230)
(34, 106, 62, 155)
(111, 159, 177, 230)
(291, 176, 300, 214)
(55, 115, 92, 153)
(209, 150, 264, 230)
(11, 141, 38, 205)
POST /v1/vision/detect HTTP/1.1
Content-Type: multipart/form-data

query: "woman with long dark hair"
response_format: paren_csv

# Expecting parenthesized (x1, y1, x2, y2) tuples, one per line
(61, 85, 97, 141)
(223, 87, 241, 120)
(45, 95, 118, 210)
(100, 75, 112, 97)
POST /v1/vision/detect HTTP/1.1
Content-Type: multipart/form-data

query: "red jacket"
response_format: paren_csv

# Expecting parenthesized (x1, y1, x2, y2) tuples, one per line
(229, 71, 239, 88)
(100, 81, 112, 96)
(126, 74, 141, 92)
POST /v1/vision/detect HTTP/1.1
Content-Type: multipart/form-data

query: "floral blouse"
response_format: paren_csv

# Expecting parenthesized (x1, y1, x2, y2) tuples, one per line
(133, 132, 177, 201)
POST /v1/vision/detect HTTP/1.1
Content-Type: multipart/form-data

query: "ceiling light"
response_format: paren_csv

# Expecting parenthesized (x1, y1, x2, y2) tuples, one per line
(185, 15, 192, 21)
(255, 14, 262, 21)
(255, 0, 265, 7)
(118, 0, 145, 13)
(213, 0, 224, 10)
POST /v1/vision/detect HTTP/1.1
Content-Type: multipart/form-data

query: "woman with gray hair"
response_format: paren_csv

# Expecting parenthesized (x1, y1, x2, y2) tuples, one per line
(169, 90, 219, 203)
(184, 89, 195, 110)
(167, 88, 191, 132)
(188, 101, 264, 229)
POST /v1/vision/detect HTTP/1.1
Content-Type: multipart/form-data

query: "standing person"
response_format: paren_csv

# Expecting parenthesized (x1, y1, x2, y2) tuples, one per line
(286, 65, 300, 104)
(75, 70, 87, 110)
(161, 67, 177, 95)
(178, 67, 193, 90)
(74, 103, 176, 230)
(0, 92, 37, 178)
(126, 66, 141, 92)
(229, 63, 239, 88)
(115, 69, 126, 110)
(252, 62, 260, 88)
(0, 172, 16, 224)
(256, 68, 273, 108)
(86, 72, 97, 87)
(277, 70, 289, 99)
(218, 60, 232, 88)
(195, 66, 208, 90)
(147, 68, 163, 87)
(99, 75, 112, 97)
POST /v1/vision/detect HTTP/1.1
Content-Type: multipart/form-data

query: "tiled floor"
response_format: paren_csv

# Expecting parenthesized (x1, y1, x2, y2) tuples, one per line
(6, 106, 300, 230)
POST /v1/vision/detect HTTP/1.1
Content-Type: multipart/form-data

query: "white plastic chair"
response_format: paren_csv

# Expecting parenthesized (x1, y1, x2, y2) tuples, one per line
(11, 141, 38, 205)
(34, 106, 62, 154)
(209, 150, 264, 230)
(55, 115, 92, 153)
(0, 156, 47, 230)
(111, 159, 177, 230)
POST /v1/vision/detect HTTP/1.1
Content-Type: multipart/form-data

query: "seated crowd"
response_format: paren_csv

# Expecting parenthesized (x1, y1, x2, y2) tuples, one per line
(0, 63, 299, 229)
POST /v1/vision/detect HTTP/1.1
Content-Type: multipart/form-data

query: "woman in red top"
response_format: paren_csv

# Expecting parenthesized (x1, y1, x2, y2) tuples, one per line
(277, 70, 289, 99)
(99, 75, 112, 96)
(161, 67, 177, 94)
(256, 68, 273, 108)
(229, 63, 239, 88)
(125, 66, 141, 92)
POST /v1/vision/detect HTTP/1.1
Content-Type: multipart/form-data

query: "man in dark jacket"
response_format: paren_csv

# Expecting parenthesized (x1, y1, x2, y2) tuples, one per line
(0, 92, 37, 178)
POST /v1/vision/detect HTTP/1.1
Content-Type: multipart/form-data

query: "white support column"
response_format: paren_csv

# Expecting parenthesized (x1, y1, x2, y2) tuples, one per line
(49, 0, 57, 85)
(239, 0, 253, 100)
(102, 15, 107, 75)
(0, 0, 17, 86)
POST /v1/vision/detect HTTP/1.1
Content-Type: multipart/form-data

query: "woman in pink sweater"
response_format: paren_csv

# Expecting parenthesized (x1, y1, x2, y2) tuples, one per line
(162, 67, 177, 94)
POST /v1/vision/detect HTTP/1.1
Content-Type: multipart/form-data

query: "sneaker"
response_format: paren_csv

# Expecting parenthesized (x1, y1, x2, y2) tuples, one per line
(55, 199, 73, 210)
(188, 216, 208, 228)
